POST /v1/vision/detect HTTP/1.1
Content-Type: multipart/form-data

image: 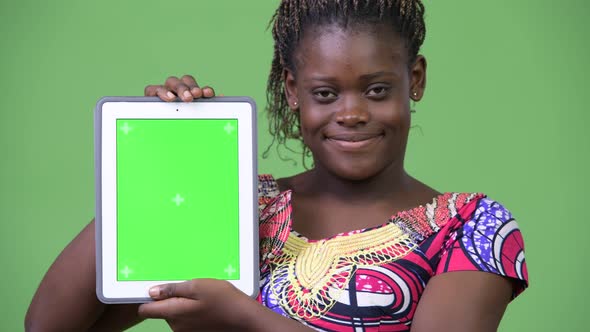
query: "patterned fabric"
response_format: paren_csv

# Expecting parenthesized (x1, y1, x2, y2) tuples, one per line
(256, 175, 528, 332)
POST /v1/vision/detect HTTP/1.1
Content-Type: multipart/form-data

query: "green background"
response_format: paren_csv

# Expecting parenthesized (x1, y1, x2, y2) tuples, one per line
(1, 0, 588, 331)
(116, 119, 239, 281)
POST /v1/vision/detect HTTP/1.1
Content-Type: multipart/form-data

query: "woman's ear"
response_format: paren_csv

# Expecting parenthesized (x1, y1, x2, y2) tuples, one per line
(283, 69, 299, 111)
(410, 55, 427, 101)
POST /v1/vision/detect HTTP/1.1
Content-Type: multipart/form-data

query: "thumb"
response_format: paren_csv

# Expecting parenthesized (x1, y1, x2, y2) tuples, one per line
(149, 280, 195, 300)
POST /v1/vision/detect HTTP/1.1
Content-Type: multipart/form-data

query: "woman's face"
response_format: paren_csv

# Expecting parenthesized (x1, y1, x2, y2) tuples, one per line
(285, 24, 426, 181)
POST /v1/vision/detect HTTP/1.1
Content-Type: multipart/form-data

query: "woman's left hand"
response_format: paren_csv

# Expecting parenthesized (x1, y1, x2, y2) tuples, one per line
(138, 278, 255, 332)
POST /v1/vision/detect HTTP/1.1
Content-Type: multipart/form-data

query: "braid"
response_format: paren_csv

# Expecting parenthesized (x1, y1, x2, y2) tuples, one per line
(264, 0, 426, 164)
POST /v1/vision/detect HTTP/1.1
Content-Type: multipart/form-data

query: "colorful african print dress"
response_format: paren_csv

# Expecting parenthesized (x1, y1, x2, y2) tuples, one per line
(256, 175, 528, 332)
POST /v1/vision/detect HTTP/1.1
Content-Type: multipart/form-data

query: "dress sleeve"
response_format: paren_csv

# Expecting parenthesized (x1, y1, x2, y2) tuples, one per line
(258, 174, 280, 211)
(257, 174, 291, 273)
(435, 197, 529, 298)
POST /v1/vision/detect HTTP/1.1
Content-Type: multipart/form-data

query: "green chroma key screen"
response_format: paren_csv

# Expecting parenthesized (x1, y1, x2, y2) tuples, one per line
(116, 119, 240, 281)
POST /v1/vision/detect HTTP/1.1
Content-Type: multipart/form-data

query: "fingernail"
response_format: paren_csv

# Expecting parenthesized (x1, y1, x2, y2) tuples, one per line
(149, 287, 160, 297)
(184, 91, 192, 99)
(166, 91, 175, 99)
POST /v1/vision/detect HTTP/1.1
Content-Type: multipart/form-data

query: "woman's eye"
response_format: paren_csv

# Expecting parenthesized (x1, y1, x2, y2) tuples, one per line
(366, 86, 389, 98)
(313, 90, 337, 101)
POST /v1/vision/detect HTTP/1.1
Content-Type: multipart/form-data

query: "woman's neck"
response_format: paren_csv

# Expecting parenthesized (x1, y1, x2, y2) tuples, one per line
(292, 161, 414, 203)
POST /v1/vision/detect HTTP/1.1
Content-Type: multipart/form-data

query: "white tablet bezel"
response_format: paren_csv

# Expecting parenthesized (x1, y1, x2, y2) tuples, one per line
(95, 96, 258, 303)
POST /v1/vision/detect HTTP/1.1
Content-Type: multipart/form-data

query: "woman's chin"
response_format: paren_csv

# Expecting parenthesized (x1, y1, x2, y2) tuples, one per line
(324, 163, 385, 183)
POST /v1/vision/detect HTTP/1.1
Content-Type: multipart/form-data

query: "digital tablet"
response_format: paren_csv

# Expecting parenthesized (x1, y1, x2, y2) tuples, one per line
(95, 96, 258, 303)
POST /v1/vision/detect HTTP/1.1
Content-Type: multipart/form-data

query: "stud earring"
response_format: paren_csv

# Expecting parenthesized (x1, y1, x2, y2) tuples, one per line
(410, 92, 418, 114)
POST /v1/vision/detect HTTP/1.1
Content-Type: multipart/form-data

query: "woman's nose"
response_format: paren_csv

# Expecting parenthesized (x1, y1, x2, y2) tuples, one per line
(335, 97, 369, 127)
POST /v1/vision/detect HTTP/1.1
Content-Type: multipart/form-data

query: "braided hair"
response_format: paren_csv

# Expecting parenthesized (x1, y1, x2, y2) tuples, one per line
(264, 0, 426, 163)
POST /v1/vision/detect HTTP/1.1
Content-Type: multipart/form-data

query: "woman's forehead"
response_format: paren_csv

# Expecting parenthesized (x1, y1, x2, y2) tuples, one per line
(300, 22, 404, 46)
(294, 25, 408, 72)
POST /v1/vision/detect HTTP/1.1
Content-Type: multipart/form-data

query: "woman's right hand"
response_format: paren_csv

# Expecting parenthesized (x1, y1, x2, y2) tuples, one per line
(144, 75, 216, 102)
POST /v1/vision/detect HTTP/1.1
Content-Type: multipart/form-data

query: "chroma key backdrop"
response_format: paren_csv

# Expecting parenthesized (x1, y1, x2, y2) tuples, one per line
(1, 0, 589, 331)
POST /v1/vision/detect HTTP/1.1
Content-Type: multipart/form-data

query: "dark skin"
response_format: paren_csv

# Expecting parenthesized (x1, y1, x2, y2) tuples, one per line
(26, 25, 513, 332)
(280, 25, 437, 240)
(25, 221, 144, 332)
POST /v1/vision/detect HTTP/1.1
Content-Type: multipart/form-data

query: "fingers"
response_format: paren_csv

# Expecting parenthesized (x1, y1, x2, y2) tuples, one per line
(180, 75, 216, 98)
(165, 76, 194, 102)
(201, 86, 215, 98)
(143, 75, 217, 102)
(181, 75, 203, 99)
(138, 297, 200, 319)
(144, 85, 176, 101)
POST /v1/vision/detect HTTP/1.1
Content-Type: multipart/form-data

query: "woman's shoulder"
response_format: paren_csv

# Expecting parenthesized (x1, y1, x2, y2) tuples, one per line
(257, 173, 302, 198)
(412, 193, 520, 239)
(417, 193, 529, 296)
(393, 192, 483, 239)
(394, 192, 524, 260)
(258, 174, 280, 197)
(258, 173, 301, 212)
(435, 194, 519, 235)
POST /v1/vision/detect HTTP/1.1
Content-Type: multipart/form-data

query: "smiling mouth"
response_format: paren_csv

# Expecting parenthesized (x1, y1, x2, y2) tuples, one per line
(325, 133, 383, 150)
(327, 133, 382, 142)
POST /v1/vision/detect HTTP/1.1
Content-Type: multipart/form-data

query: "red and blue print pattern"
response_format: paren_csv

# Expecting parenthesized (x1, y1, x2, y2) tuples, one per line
(256, 175, 528, 331)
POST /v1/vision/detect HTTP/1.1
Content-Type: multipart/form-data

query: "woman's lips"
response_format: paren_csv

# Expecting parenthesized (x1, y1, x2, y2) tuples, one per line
(325, 133, 383, 150)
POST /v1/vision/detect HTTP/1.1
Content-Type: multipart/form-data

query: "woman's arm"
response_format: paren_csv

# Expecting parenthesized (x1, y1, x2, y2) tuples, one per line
(26, 75, 222, 331)
(410, 271, 514, 332)
(25, 220, 143, 332)
(138, 279, 315, 332)
(26, 75, 210, 332)
(243, 297, 317, 332)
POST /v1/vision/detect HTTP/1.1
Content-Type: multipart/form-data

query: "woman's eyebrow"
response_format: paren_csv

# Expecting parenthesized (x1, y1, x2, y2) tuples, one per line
(358, 71, 398, 81)
(303, 75, 339, 83)
(304, 71, 398, 83)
